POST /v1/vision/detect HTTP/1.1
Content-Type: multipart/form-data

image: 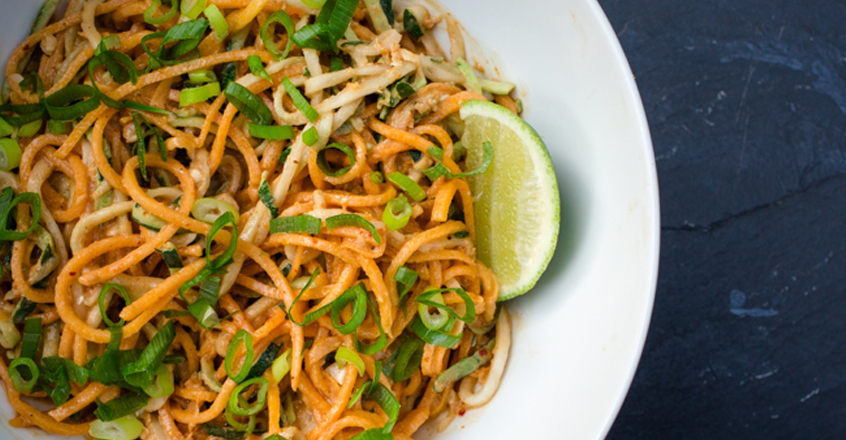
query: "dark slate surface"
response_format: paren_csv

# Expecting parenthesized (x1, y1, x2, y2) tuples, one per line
(599, 0, 846, 438)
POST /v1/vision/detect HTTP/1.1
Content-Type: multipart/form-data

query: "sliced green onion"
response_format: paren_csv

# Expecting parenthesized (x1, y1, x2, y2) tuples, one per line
(191, 197, 239, 224)
(382, 195, 412, 231)
(455, 57, 482, 95)
(224, 82, 274, 125)
(98, 283, 132, 328)
(292, 0, 358, 53)
(188, 69, 217, 84)
(300, 0, 327, 7)
(260, 11, 295, 61)
(225, 329, 254, 383)
(286, 268, 334, 326)
(335, 347, 365, 376)
(243, 343, 279, 382)
(270, 215, 322, 234)
(403, 9, 424, 39)
(416, 287, 476, 324)
(302, 126, 319, 146)
(142, 19, 209, 68)
(394, 266, 417, 303)
(258, 179, 278, 217)
(248, 123, 293, 140)
(224, 409, 256, 434)
(47, 119, 69, 134)
(19, 73, 44, 98)
(316, 142, 356, 177)
(89, 45, 138, 87)
(424, 141, 494, 180)
(433, 337, 495, 392)
(347, 428, 394, 440)
(0, 103, 45, 126)
(204, 4, 228, 40)
(0, 118, 13, 137)
(142, 364, 175, 398)
(8, 357, 38, 392)
(94, 392, 149, 422)
(123, 320, 176, 388)
(271, 348, 292, 384)
(181, 0, 207, 19)
(16, 119, 42, 138)
(367, 382, 400, 432)
(0, 138, 22, 171)
(385, 336, 423, 383)
(246, 55, 271, 82)
(410, 315, 461, 348)
(188, 299, 220, 330)
(330, 283, 368, 335)
(124, 100, 171, 115)
(208, 211, 238, 269)
(179, 82, 221, 107)
(369, 172, 384, 184)
(354, 297, 388, 355)
(144, 0, 177, 25)
(417, 291, 449, 330)
(281, 77, 318, 122)
(20, 317, 41, 360)
(329, 57, 344, 72)
(325, 214, 380, 244)
(42, 85, 99, 121)
(89, 415, 144, 440)
(0, 188, 41, 241)
(228, 377, 269, 416)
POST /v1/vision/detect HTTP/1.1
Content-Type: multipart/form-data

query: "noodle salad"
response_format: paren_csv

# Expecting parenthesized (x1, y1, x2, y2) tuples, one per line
(0, 0, 522, 439)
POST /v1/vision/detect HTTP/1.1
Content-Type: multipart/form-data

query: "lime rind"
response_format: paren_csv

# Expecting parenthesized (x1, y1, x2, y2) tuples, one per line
(459, 100, 560, 301)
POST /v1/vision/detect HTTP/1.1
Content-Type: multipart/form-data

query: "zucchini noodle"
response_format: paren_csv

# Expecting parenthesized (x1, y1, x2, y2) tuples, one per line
(0, 0, 522, 439)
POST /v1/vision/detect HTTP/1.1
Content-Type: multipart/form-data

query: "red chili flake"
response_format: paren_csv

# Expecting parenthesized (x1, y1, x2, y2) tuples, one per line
(458, 409, 466, 416)
(479, 349, 488, 357)
(69, 271, 76, 276)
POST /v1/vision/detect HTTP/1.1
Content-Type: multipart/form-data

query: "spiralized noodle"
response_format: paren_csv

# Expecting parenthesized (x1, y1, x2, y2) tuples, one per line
(0, 0, 524, 439)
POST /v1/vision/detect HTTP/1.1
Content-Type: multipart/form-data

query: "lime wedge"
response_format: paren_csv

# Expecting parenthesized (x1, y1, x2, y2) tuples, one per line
(460, 100, 560, 301)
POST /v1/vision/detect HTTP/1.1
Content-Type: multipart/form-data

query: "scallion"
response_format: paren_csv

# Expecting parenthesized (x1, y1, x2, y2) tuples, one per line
(179, 82, 221, 107)
(144, 0, 177, 25)
(260, 10, 295, 61)
(354, 296, 387, 355)
(415, 287, 476, 324)
(181, 0, 207, 19)
(204, 4, 228, 40)
(417, 291, 448, 330)
(316, 142, 356, 177)
(382, 195, 412, 231)
(258, 178, 278, 217)
(228, 377, 269, 416)
(223, 82, 274, 125)
(122, 320, 176, 388)
(0, 188, 41, 241)
(89, 415, 144, 440)
(141, 365, 175, 398)
(384, 336, 423, 383)
(188, 69, 217, 84)
(0, 118, 13, 137)
(424, 141, 494, 180)
(246, 55, 271, 82)
(394, 266, 417, 303)
(302, 126, 319, 146)
(94, 392, 148, 421)
(410, 315, 461, 348)
(248, 123, 293, 140)
(330, 283, 368, 335)
(42, 85, 100, 121)
(225, 329, 254, 383)
(16, 119, 42, 138)
(98, 283, 132, 328)
(8, 357, 38, 392)
(47, 119, 69, 134)
(335, 347, 365, 376)
(0, 138, 22, 171)
(281, 77, 318, 122)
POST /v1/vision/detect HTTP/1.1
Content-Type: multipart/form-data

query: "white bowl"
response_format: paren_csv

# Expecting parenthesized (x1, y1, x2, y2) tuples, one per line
(0, 0, 659, 438)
